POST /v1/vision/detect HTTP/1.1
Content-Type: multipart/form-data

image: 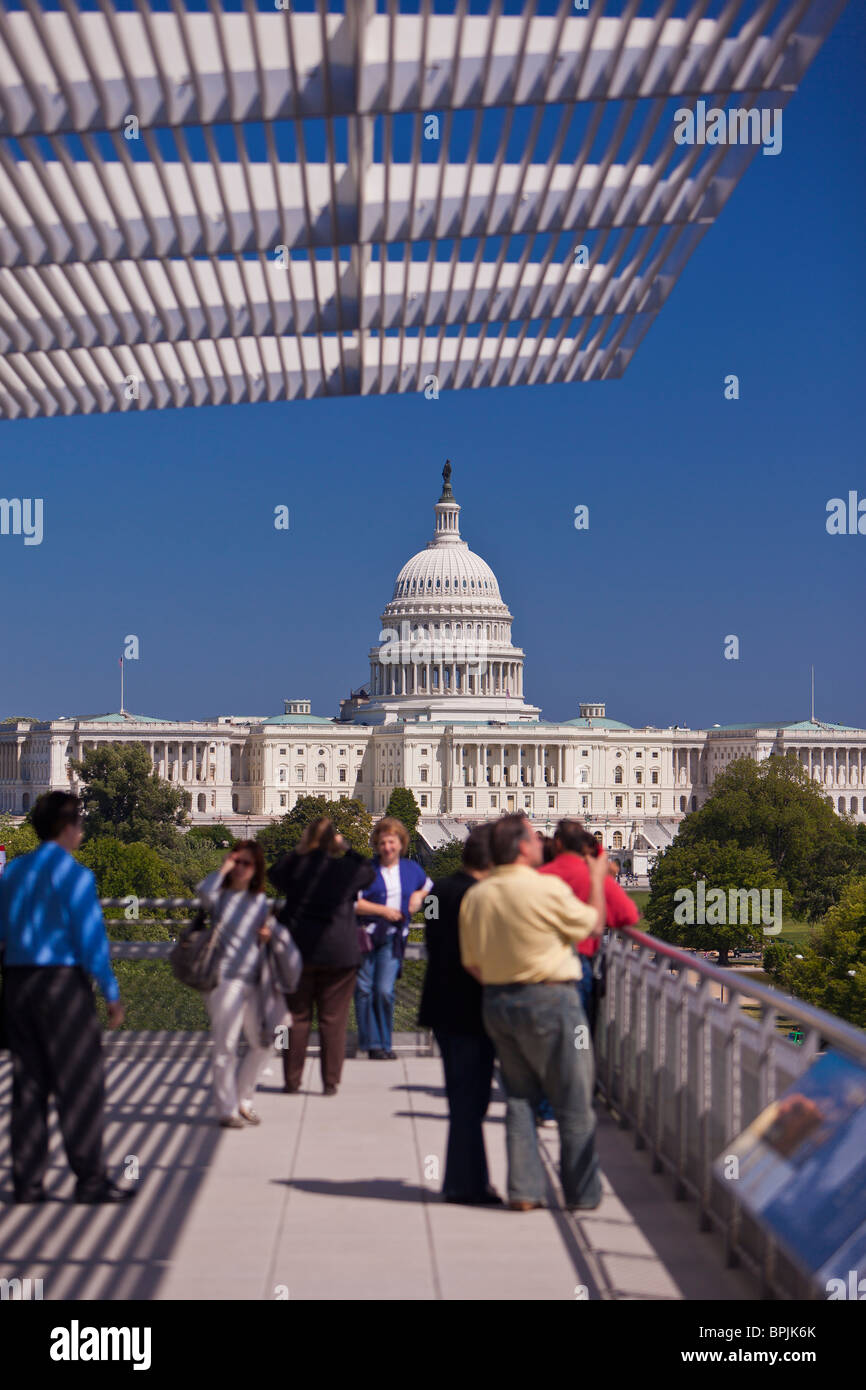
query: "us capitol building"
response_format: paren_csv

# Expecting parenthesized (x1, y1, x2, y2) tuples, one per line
(2, 466, 864, 873)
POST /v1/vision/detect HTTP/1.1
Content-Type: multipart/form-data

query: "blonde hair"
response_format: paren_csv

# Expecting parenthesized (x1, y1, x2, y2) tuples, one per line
(371, 816, 409, 855)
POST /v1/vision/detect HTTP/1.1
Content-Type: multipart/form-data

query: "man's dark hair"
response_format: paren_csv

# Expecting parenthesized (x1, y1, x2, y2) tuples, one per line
(554, 818, 586, 853)
(554, 818, 599, 858)
(462, 823, 494, 873)
(490, 814, 532, 866)
(31, 792, 82, 842)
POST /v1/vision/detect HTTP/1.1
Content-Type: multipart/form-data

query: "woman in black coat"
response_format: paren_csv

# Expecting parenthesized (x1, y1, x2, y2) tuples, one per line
(268, 818, 375, 1096)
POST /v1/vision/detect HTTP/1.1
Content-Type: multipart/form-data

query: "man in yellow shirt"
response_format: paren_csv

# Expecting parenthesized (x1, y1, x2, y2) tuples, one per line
(459, 814, 608, 1212)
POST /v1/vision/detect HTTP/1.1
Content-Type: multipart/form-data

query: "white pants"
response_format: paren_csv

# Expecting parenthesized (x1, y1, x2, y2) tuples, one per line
(206, 976, 272, 1119)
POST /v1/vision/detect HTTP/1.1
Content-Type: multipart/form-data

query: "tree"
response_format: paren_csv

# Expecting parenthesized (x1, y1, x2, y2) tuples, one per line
(763, 877, 866, 1028)
(385, 787, 421, 853)
(256, 796, 373, 861)
(645, 838, 780, 965)
(0, 815, 38, 860)
(71, 743, 190, 849)
(159, 834, 226, 894)
(676, 754, 859, 920)
(186, 823, 234, 848)
(428, 839, 465, 880)
(76, 837, 186, 900)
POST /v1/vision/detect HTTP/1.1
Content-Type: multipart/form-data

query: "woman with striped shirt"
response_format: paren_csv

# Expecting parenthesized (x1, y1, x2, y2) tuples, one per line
(197, 841, 274, 1128)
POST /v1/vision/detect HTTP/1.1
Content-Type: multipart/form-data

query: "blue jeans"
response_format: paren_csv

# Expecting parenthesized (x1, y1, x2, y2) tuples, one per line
(354, 937, 401, 1052)
(576, 962, 594, 1018)
(536, 969, 594, 1122)
(483, 983, 600, 1208)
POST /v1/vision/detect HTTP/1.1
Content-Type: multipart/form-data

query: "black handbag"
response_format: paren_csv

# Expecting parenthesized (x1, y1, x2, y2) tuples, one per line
(169, 906, 224, 992)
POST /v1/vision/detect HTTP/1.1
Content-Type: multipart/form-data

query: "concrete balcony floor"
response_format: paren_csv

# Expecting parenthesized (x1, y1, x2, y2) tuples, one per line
(0, 1041, 758, 1301)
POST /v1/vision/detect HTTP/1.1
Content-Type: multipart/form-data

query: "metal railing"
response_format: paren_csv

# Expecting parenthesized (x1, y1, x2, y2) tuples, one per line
(105, 900, 866, 1296)
(595, 925, 866, 1299)
(102, 899, 426, 962)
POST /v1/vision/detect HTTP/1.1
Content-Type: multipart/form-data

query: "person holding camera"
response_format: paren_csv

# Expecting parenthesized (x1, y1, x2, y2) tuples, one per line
(268, 818, 376, 1096)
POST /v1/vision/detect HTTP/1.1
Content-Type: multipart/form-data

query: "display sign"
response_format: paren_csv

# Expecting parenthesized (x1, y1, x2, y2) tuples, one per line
(713, 1049, 866, 1294)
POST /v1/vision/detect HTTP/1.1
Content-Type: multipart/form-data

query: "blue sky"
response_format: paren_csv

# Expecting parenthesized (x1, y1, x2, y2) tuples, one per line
(1, 1, 864, 732)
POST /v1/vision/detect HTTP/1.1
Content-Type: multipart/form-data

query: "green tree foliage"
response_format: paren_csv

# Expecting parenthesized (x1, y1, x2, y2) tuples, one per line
(186, 823, 234, 848)
(646, 838, 780, 964)
(428, 839, 465, 880)
(256, 796, 374, 860)
(385, 787, 421, 851)
(158, 833, 226, 895)
(71, 742, 190, 849)
(76, 837, 186, 899)
(675, 754, 861, 920)
(763, 877, 866, 1028)
(0, 815, 38, 860)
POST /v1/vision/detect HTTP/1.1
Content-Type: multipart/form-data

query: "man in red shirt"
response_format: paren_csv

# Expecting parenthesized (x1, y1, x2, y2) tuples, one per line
(539, 819, 639, 1029)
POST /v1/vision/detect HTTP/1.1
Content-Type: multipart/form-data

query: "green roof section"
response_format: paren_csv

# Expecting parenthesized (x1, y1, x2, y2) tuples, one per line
(709, 720, 864, 733)
(262, 713, 335, 725)
(560, 716, 634, 730)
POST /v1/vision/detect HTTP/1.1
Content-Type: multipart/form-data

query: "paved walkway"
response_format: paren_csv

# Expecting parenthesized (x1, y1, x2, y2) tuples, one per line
(0, 1040, 757, 1301)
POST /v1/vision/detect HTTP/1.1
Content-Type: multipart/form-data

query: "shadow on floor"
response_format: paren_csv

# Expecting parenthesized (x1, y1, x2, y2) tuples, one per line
(0, 1048, 222, 1299)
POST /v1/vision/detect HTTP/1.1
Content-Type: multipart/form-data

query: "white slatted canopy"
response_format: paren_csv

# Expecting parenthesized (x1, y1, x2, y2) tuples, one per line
(0, 0, 847, 419)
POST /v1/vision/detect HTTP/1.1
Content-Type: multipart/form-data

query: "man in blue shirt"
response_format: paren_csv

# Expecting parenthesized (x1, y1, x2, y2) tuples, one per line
(0, 792, 133, 1204)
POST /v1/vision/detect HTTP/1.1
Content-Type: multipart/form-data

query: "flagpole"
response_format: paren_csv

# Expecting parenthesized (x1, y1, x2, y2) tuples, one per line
(810, 665, 814, 723)
(120, 657, 124, 715)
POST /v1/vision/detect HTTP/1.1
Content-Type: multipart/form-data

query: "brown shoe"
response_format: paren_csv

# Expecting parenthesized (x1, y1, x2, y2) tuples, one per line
(508, 1199, 544, 1212)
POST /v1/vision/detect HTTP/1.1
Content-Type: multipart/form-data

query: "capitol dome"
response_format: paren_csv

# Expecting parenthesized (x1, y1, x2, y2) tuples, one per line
(356, 462, 540, 724)
(390, 545, 502, 608)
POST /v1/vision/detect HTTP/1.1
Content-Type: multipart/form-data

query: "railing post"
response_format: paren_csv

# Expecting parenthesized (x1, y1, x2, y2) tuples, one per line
(696, 977, 714, 1232)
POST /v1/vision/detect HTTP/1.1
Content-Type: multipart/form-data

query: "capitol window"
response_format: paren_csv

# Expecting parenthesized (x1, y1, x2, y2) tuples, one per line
(280, 794, 286, 807)
(614, 767, 623, 784)
(339, 768, 347, 782)
(420, 795, 428, 807)
(278, 768, 287, 783)
(420, 768, 428, 782)
(651, 771, 659, 784)
(296, 768, 304, 782)
(466, 795, 474, 807)
(635, 770, 642, 784)
(614, 796, 623, 810)
(635, 796, 643, 808)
